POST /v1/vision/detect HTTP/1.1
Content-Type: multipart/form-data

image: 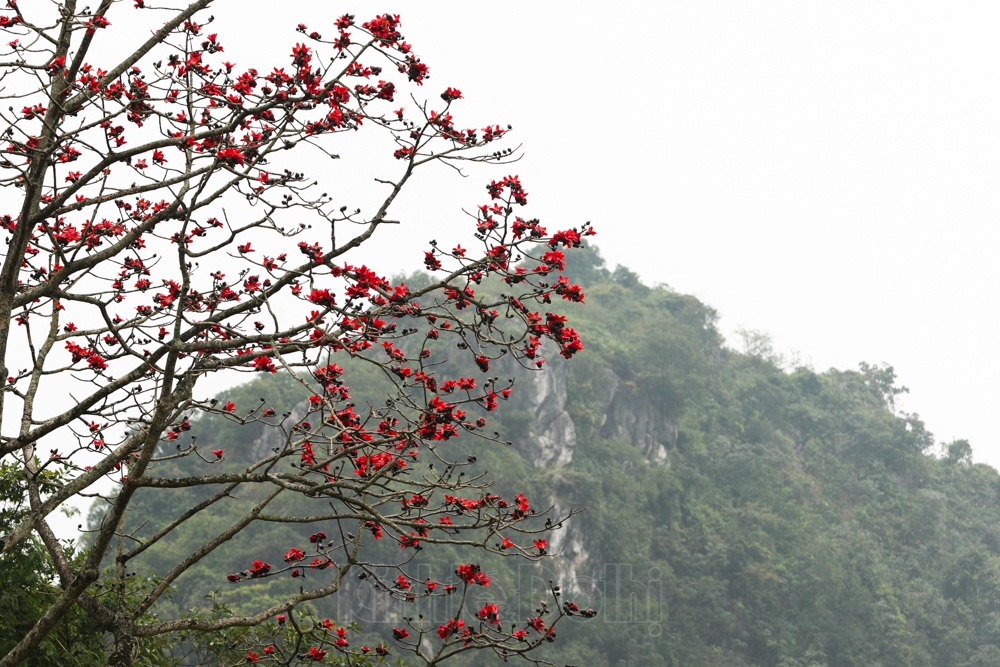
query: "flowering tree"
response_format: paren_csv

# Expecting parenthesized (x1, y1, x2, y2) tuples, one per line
(0, 2, 595, 666)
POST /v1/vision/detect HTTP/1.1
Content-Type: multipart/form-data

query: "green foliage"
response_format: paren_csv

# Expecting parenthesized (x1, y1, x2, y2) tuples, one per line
(0, 463, 107, 665)
(78, 250, 1000, 666)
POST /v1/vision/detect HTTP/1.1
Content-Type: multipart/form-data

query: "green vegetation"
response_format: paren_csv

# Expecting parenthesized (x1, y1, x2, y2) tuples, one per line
(550, 248, 1000, 666)
(0, 464, 107, 665)
(40, 246, 1000, 665)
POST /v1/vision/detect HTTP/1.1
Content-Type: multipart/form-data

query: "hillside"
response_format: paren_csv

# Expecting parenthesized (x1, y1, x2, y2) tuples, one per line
(101, 246, 1000, 667)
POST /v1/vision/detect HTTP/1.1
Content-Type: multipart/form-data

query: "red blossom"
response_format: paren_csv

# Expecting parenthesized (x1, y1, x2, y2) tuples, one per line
(250, 355, 276, 373)
(477, 603, 501, 625)
(3, 10, 593, 661)
(216, 147, 245, 166)
(455, 563, 491, 586)
(437, 618, 465, 639)
(248, 560, 271, 578)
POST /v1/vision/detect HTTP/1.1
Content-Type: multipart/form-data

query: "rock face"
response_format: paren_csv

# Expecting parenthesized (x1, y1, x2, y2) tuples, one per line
(598, 374, 678, 463)
(547, 495, 592, 594)
(247, 401, 308, 461)
(507, 348, 678, 468)
(515, 351, 578, 468)
(239, 349, 678, 593)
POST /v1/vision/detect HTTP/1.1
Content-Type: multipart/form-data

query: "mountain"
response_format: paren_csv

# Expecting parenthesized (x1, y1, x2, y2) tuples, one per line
(106, 246, 1000, 667)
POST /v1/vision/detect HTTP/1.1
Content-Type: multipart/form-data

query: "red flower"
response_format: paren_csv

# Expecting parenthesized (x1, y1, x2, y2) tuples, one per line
(477, 602, 501, 625)
(441, 87, 462, 101)
(309, 556, 331, 570)
(216, 147, 245, 166)
(403, 56, 429, 84)
(291, 43, 312, 67)
(423, 251, 441, 271)
(307, 288, 336, 307)
(549, 229, 582, 248)
(437, 618, 465, 639)
(366, 521, 384, 539)
(512, 493, 530, 520)
(86, 15, 111, 31)
(212, 449, 224, 458)
(250, 356, 276, 373)
(249, 560, 271, 577)
(392, 627, 409, 640)
(87, 353, 108, 371)
(455, 563, 490, 586)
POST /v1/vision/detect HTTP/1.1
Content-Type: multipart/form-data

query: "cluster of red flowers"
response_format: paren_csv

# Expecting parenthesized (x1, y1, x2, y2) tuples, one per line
(65, 341, 108, 371)
(455, 563, 491, 587)
(0, 6, 598, 663)
(227, 559, 271, 583)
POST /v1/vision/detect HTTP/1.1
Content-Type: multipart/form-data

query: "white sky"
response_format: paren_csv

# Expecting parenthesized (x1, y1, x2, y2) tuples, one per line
(18, 0, 1000, 544)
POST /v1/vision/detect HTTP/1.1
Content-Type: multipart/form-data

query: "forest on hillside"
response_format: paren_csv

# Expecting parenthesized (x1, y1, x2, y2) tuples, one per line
(8, 246, 1000, 667)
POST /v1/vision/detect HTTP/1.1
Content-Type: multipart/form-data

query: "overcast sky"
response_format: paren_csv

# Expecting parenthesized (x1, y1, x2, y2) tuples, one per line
(260, 1, 998, 466)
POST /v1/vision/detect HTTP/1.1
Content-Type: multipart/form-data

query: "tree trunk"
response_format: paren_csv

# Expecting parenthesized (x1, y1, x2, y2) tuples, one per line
(107, 623, 137, 667)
